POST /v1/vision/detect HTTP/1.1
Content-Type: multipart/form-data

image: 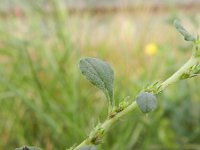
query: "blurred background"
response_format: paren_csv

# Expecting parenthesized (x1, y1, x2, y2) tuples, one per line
(0, 0, 200, 149)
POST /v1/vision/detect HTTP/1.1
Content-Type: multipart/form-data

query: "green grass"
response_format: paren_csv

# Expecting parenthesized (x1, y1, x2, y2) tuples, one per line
(0, 1, 200, 149)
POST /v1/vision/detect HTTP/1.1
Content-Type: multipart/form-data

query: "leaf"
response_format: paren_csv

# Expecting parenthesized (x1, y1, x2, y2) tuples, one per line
(78, 145, 96, 150)
(174, 20, 195, 41)
(15, 146, 42, 150)
(136, 92, 157, 113)
(79, 57, 114, 105)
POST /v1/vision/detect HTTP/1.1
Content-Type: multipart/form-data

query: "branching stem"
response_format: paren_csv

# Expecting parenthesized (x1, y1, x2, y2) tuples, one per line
(71, 47, 200, 150)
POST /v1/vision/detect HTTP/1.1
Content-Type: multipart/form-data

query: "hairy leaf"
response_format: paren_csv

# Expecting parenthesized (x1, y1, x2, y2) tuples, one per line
(79, 58, 114, 105)
(136, 92, 157, 113)
(15, 146, 42, 150)
(78, 145, 96, 150)
(174, 20, 195, 41)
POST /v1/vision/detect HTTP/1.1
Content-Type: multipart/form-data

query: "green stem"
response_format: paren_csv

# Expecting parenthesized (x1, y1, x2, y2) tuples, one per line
(73, 101, 137, 150)
(71, 56, 200, 150)
(160, 56, 199, 91)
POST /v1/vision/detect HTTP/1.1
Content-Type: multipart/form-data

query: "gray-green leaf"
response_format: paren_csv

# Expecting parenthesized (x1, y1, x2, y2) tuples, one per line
(79, 57, 114, 105)
(78, 145, 96, 150)
(15, 146, 42, 150)
(136, 92, 157, 113)
(174, 20, 195, 41)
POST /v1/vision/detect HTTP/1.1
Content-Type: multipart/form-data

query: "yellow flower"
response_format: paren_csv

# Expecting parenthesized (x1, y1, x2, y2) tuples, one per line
(145, 43, 158, 56)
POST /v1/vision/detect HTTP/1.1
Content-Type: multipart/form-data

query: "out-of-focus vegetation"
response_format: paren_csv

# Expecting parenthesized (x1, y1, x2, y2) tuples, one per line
(0, 0, 200, 150)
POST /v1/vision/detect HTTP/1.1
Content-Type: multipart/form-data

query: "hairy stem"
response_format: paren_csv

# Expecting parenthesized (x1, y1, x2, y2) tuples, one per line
(71, 55, 200, 150)
(73, 101, 138, 150)
(160, 56, 199, 91)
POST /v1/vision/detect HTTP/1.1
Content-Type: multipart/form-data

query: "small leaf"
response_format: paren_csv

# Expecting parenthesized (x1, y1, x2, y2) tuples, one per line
(136, 92, 157, 113)
(78, 145, 96, 150)
(15, 146, 42, 150)
(79, 57, 114, 105)
(174, 20, 195, 41)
